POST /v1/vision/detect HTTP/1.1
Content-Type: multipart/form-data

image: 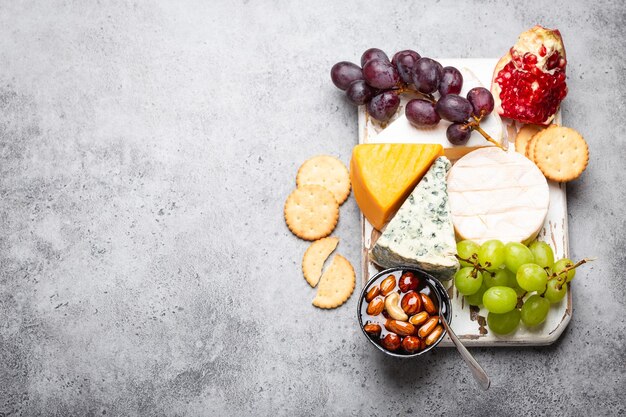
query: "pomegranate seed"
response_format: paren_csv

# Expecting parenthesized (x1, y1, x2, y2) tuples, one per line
(546, 52, 561, 71)
(539, 45, 547, 57)
(523, 53, 538, 65)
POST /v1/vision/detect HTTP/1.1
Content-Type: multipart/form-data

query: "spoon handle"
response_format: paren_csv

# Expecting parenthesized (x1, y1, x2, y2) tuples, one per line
(441, 319, 491, 390)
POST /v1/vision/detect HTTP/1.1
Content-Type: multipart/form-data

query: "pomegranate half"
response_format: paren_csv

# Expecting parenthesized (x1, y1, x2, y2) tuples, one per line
(491, 25, 567, 125)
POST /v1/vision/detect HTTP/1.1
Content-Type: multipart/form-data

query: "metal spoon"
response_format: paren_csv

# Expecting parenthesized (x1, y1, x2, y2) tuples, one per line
(441, 319, 491, 390)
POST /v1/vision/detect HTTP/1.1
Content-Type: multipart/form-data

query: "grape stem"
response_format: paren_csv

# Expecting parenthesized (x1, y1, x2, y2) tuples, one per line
(454, 254, 495, 277)
(548, 258, 595, 290)
(517, 291, 528, 308)
(392, 84, 437, 103)
(466, 116, 505, 150)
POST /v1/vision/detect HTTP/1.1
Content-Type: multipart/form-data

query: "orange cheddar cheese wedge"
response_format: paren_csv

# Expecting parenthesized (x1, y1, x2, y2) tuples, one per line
(350, 143, 443, 231)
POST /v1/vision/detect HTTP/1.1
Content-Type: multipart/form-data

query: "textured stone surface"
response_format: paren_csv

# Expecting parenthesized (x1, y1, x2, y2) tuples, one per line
(1, 1, 625, 415)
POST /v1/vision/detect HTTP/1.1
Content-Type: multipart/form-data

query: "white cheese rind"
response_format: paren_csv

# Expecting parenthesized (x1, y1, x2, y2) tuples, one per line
(370, 157, 460, 281)
(372, 68, 505, 160)
(447, 147, 550, 244)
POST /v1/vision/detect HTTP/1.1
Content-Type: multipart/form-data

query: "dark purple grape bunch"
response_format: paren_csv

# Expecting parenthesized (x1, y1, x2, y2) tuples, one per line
(331, 48, 407, 122)
(331, 49, 495, 146)
(330, 49, 459, 124)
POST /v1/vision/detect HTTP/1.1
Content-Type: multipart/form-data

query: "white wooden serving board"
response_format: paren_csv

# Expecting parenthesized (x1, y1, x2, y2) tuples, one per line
(358, 58, 571, 347)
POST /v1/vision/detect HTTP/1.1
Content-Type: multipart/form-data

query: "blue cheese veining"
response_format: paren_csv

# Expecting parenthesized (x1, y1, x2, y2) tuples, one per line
(370, 156, 459, 280)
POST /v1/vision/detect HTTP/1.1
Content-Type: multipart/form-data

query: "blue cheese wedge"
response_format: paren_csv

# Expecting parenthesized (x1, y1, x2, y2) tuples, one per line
(370, 156, 459, 281)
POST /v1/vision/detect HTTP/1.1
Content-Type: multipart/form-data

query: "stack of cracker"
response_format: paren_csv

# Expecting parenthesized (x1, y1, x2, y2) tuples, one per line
(516, 125, 589, 182)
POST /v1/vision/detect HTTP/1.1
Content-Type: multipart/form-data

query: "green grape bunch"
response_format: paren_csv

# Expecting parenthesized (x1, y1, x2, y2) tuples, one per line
(454, 239, 592, 335)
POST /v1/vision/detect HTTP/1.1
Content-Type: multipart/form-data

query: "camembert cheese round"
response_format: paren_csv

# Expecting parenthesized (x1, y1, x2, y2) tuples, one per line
(447, 147, 549, 244)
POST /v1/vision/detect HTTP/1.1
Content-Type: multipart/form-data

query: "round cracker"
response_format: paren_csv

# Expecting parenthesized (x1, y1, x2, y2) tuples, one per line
(302, 237, 339, 287)
(516, 124, 545, 155)
(296, 155, 351, 205)
(533, 126, 589, 182)
(284, 185, 339, 241)
(312, 254, 355, 309)
(526, 135, 538, 163)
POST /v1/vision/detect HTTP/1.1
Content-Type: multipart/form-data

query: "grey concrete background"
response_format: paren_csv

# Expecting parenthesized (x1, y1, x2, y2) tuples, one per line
(0, 0, 624, 415)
